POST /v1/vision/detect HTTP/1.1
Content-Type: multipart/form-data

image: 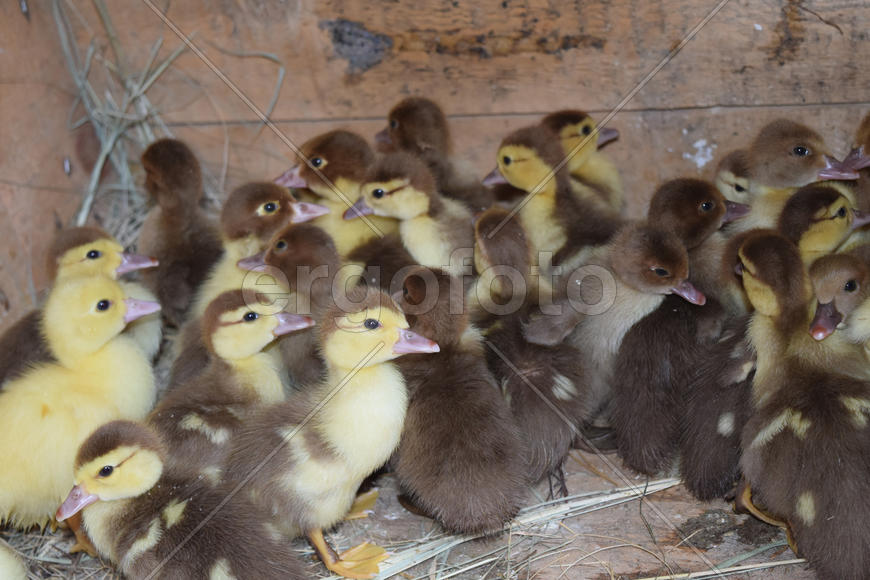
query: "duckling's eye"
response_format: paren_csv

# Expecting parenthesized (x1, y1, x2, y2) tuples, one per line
(582, 125, 592, 136)
(845, 280, 858, 292)
(311, 157, 323, 168)
(86, 249, 102, 259)
(263, 202, 277, 213)
(98, 465, 114, 477)
(96, 300, 111, 311)
(389, 119, 398, 129)
(372, 188, 385, 199)
(502, 156, 512, 166)
(793, 145, 810, 157)
(243, 312, 259, 322)
(402, 286, 409, 297)
(363, 318, 380, 330)
(734, 184, 746, 193)
(652, 267, 670, 278)
(837, 207, 847, 218)
(700, 201, 714, 212)
(275, 240, 288, 250)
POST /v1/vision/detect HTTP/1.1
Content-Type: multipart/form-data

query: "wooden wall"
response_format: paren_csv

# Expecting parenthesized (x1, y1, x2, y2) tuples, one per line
(1, 0, 868, 332)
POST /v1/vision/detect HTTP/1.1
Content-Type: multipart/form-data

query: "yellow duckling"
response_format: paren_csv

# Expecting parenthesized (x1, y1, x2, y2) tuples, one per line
(227, 286, 439, 579)
(56, 420, 305, 579)
(0, 544, 25, 580)
(0, 276, 159, 529)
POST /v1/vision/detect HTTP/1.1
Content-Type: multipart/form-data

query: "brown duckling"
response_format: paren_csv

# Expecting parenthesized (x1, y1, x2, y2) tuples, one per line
(738, 231, 870, 579)
(149, 289, 313, 482)
(138, 138, 223, 327)
(345, 232, 419, 293)
(274, 130, 399, 257)
(345, 152, 474, 279)
(226, 286, 439, 579)
(539, 110, 623, 215)
(0, 226, 158, 385)
(808, 252, 870, 343)
(391, 266, 528, 532)
(56, 420, 305, 579)
(851, 112, 870, 212)
(375, 97, 493, 213)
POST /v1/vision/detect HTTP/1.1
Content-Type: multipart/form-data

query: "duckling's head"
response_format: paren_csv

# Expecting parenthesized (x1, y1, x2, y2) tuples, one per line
(392, 267, 466, 346)
(808, 253, 870, 340)
(736, 230, 811, 323)
(609, 224, 705, 304)
(56, 421, 166, 522)
(778, 183, 870, 262)
(43, 276, 161, 361)
(540, 110, 619, 172)
(472, 206, 531, 301)
(714, 149, 752, 203)
(748, 118, 835, 188)
(220, 182, 329, 242)
(375, 97, 451, 156)
(141, 138, 203, 209)
(647, 178, 749, 249)
(486, 126, 568, 196)
(319, 286, 439, 369)
(202, 290, 314, 360)
(275, 130, 375, 203)
(345, 152, 438, 221)
(48, 227, 158, 281)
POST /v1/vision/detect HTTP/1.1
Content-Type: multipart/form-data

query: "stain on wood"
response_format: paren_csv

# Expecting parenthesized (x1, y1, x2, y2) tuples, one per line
(767, 0, 806, 65)
(319, 19, 393, 73)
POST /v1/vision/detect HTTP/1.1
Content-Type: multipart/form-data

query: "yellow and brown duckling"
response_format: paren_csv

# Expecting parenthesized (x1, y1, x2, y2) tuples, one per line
(226, 286, 439, 579)
(149, 289, 313, 482)
(391, 266, 528, 532)
(274, 130, 399, 257)
(808, 252, 870, 344)
(0, 226, 158, 385)
(714, 148, 753, 204)
(56, 420, 306, 579)
(345, 152, 473, 279)
(737, 231, 870, 578)
(375, 96, 493, 213)
(138, 138, 223, 327)
(539, 109, 624, 215)
(0, 276, 159, 529)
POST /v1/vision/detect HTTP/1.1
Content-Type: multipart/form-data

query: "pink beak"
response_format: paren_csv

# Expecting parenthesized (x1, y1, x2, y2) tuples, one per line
(851, 209, 870, 230)
(123, 298, 161, 323)
(343, 197, 374, 220)
(273, 312, 315, 336)
(237, 251, 267, 272)
(723, 200, 751, 223)
(482, 167, 508, 187)
(818, 155, 860, 181)
(275, 165, 307, 189)
(375, 128, 392, 146)
(116, 253, 159, 276)
(393, 328, 440, 354)
(671, 280, 706, 305)
(56, 484, 99, 522)
(290, 201, 330, 223)
(809, 301, 842, 341)
(596, 127, 619, 148)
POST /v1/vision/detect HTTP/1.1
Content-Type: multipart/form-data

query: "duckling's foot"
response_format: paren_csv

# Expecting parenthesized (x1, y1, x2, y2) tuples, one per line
(345, 489, 379, 521)
(66, 512, 98, 557)
(308, 529, 388, 579)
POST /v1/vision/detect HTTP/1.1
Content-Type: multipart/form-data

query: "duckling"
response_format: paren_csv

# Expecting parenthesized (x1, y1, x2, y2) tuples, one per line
(0, 226, 158, 385)
(808, 252, 870, 343)
(539, 110, 623, 214)
(149, 289, 313, 482)
(346, 232, 418, 293)
(56, 420, 305, 579)
(472, 207, 595, 490)
(138, 138, 223, 327)
(0, 276, 159, 529)
(226, 286, 439, 579)
(486, 125, 623, 269)
(713, 149, 752, 204)
(274, 130, 399, 257)
(391, 266, 528, 532)
(737, 231, 870, 579)
(344, 152, 473, 279)
(0, 544, 25, 580)
(375, 97, 493, 213)
(851, 112, 870, 212)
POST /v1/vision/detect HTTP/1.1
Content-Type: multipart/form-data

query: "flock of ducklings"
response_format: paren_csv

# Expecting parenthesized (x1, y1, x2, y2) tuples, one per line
(2, 97, 870, 579)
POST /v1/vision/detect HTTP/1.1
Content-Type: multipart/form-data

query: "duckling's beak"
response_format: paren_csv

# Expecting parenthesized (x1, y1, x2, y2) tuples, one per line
(237, 251, 267, 271)
(56, 484, 98, 522)
(343, 197, 374, 220)
(596, 127, 619, 148)
(810, 301, 842, 341)
(671, 280, 706, 305)
(851, 209, 870, 230)
(723, 201, 751, 223)
(273, 313, 315, 336)
(482, 167, 508, 186)
(374, 128, 392, 146)
(123, 298, 161, 324)
(393, 329, 440, 354)
(116, 253, 159, 275)
(818, 155, 860, 181)
(275, 165, 306, 189)
(841, 147, 870, 172)
(291, 201, 330, 223)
